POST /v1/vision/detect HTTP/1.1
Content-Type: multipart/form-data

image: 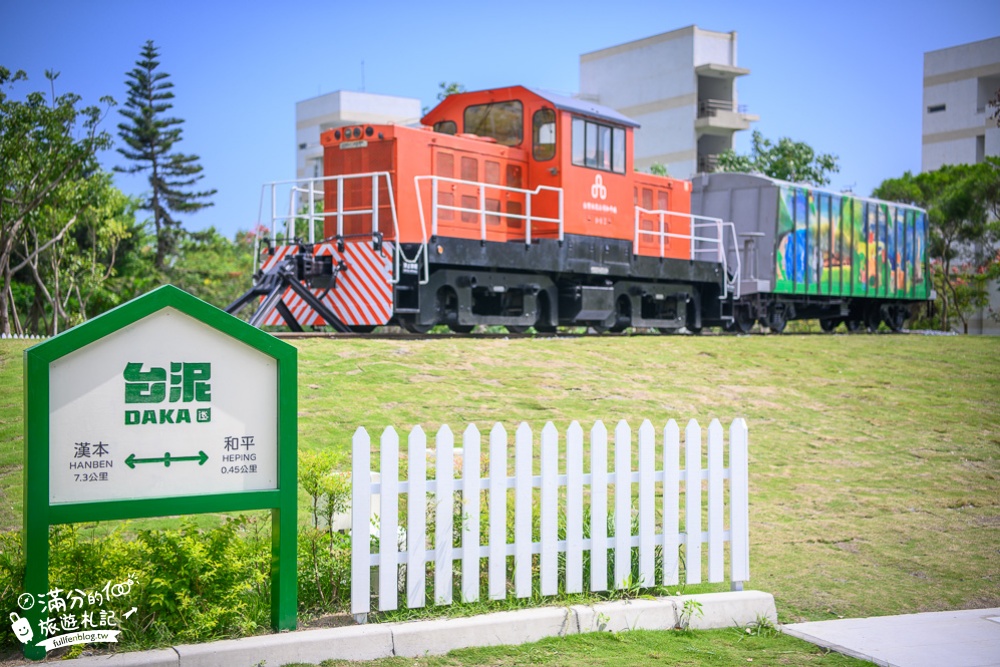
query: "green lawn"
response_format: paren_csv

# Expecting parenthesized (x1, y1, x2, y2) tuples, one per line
(2, 333, 998, 625)
(290, 627, 869, 667)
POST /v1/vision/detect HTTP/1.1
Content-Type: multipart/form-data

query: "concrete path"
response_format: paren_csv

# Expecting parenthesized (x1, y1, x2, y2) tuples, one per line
(782, 608, 1000, 667)
(49, 591, 776, 666)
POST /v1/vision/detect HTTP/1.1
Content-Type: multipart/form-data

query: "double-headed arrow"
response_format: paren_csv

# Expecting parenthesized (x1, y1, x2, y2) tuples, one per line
(125, 451, 208, 469)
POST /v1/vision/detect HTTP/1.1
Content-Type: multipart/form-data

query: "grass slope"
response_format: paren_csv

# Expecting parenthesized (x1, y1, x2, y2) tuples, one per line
(2, 334, 997, 624)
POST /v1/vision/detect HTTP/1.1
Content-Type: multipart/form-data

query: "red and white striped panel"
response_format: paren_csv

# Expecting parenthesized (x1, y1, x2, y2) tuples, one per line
(259, 241, 394, 328)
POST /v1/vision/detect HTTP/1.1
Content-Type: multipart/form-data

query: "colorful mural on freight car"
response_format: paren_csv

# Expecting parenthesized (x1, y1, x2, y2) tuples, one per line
(774, 185, 928, 299)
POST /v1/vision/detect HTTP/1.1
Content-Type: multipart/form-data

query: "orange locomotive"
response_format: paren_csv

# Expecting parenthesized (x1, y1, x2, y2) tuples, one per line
(228, 86, 740, 333)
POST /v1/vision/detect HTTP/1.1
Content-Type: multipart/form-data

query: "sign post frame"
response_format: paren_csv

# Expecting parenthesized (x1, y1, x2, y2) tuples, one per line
(22, 285, 297, 660)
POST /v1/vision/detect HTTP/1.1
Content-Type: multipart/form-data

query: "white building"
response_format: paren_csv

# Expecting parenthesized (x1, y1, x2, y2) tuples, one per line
(295, 90, 421, 181)
(922, 36, 1000, 172)
(922, 36, 1000, 335)
(579, 25, 758, 178)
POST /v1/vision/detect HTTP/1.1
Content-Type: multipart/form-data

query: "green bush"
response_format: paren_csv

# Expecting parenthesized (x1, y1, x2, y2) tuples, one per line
(0, 518, 273, 650)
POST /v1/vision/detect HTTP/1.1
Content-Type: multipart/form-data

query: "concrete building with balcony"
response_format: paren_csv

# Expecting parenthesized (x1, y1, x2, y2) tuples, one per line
(296, 90, 421, 181)
(579, 25, 758, 178)
(922, 36, 1000, 335)
(922, 36, 1000, 172)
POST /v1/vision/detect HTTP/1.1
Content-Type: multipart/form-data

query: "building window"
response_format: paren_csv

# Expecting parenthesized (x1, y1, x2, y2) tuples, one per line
(533, 108, 556, 161)
(927, 104, 946, 113)
(464, 101, 523, 146)
(571, 117, 625, 174)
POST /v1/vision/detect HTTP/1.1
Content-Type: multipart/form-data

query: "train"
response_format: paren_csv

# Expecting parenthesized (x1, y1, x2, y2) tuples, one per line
(226, 85, 931, 334)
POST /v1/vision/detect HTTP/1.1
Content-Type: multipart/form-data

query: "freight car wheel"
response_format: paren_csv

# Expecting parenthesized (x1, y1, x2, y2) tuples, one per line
(819, 318, 839, 333)
(764, 304, 787, 334)
(733, 304, 755, 334)
(846, 319, 862, 333)
(864, 307, 882, 333)
(449, 324, 475, 334)
(506, 325, 530, 334)
(883, 305, 907, 333)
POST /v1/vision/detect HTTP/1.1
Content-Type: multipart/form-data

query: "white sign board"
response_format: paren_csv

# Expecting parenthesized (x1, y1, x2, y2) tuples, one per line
(48, 307, 278, 504)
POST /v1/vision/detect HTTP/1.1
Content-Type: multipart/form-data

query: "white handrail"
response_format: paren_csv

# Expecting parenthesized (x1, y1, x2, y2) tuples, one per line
(414, 175, 564, 245)
(634, 207, 742, 299)
(259, 172, 398, 244)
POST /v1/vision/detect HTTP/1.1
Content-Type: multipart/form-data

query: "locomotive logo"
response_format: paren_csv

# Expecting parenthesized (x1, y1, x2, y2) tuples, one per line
(591, 174, 608, 200)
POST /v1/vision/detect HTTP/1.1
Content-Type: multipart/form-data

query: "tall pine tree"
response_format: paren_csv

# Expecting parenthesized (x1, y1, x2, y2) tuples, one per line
(116, 40, 215, 269)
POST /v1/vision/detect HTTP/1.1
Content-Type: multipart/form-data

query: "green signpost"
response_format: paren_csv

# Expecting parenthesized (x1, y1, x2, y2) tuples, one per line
(21, 285, 297, 660)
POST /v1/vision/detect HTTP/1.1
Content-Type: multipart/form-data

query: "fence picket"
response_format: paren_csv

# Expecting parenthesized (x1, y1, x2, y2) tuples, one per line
(434, 425, 454, 605)
(565, 421, 584, 594)
(407, 426, 427, 608)
(685, 420, 702, 585)
(379, 427, 399, 611)
(488, 424, 507, 600)
(514, 422, 533, 598)
(730, 418, 750, 585)
(590, 421, 608, 592)
(540, 422, 559, 596)
(461, 425, 481, 603)
(663, 420, 680, 586)
(614, 421, 631, 589)
(638, 420, 655, 587)
(351, 427, 371, 616)
(707, 419, 725, 582)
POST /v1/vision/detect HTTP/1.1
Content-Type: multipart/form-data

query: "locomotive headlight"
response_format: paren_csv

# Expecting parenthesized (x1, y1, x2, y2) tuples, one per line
(353, 127, 361, 138)
(365, 126, 374, 137)
(334, 129, 341, 140)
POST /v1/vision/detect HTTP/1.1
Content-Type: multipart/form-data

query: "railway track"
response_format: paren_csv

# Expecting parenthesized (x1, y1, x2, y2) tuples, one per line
(272, 328, 915, 341)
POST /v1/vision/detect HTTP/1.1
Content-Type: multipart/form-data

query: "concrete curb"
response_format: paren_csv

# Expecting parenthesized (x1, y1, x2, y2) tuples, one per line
(61, 591, 775, 666)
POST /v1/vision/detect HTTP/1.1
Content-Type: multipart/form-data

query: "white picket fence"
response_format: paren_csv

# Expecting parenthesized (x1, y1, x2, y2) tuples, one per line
(350, 418, 749, 619)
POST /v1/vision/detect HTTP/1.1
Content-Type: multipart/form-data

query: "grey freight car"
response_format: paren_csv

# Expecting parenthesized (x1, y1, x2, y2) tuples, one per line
(692, 173, 931, 333)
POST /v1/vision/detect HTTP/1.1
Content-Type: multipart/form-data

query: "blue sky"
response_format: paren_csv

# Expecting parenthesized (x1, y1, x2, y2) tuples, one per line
(2, 0, 995, 238)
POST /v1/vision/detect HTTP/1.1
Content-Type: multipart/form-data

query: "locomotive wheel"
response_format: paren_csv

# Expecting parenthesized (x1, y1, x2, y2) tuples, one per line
(505, 325, 530, 334)
(609, 296, 631, 333)
(819, 318, 839, 333)
(448, 324, 474, 334)
(656, 327, 679, 335)
(400, 316, 434, 334)
(883, 305, 907, 333)
(348, 325, 377, 334)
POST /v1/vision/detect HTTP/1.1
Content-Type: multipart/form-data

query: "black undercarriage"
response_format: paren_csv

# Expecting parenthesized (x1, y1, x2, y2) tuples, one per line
(392, 234, 727, 333)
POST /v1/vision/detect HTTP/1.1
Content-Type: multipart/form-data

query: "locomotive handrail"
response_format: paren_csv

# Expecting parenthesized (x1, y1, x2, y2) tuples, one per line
(414, 175, 564, 246)
(256, 172, 402, 278)
(633, 208, 742, 299)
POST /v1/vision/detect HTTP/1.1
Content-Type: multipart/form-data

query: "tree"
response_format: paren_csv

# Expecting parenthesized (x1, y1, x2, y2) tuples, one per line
(437, 82, 465, 100)
(167, 227, 255, 309)
(11, 172, 148, 334)
(716, 130, 839, 186)
(116, 40, 215, 269)
(873, 158, 1000, 333)
(0, 67, 115, 335)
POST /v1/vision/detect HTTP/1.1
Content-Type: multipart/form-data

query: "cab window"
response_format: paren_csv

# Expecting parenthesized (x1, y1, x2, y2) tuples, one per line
(532, 108, 556, 161)
(433, 120, 457, 135)
(571, 117, 625, 174)
(464, 101, 523, 146)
